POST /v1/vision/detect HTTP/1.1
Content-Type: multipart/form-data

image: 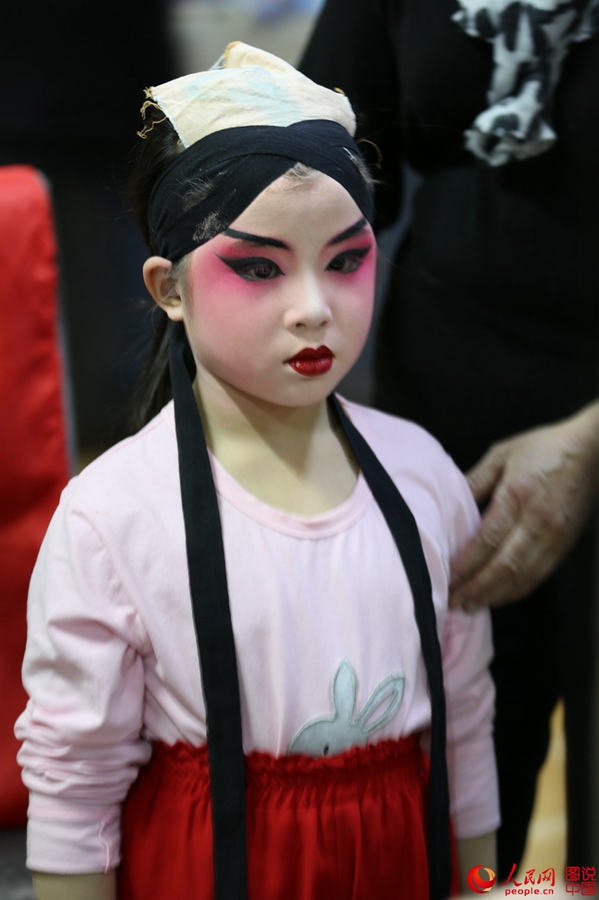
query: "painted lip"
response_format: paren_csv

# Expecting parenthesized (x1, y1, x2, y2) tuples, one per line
(286, 345, 334, 377)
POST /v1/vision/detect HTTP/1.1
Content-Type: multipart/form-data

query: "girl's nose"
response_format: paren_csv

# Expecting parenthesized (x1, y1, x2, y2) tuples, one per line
(284, 277, 332, 331)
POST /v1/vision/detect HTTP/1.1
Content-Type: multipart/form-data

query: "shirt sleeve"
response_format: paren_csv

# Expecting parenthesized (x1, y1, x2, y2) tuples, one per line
(443, 605, 500, 839)
(14, 482, 152, 874)
(439, 471, 500, 840)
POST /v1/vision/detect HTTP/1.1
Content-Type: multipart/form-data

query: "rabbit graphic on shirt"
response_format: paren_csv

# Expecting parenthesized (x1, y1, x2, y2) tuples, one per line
(288, 660, 405, 757)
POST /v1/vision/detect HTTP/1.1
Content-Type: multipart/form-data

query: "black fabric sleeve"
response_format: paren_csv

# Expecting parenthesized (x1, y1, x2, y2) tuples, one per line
(299, 0, 403, 230)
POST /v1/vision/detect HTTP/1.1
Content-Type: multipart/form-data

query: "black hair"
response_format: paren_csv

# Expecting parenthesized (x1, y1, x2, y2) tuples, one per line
(128, 111, 184, 433)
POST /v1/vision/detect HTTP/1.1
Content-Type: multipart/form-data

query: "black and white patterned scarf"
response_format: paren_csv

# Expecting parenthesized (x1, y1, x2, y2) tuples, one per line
(453, 0, 599, 165)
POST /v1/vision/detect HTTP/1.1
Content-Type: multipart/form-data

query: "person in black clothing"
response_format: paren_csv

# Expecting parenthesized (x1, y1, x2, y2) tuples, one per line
(300, 0, 599, 877)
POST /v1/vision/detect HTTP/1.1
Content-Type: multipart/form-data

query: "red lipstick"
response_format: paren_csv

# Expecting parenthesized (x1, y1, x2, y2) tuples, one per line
(287, 346, 334, 377)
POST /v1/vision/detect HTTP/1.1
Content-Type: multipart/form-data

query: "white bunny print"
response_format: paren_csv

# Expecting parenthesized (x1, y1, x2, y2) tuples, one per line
(288, 660, 405, 757)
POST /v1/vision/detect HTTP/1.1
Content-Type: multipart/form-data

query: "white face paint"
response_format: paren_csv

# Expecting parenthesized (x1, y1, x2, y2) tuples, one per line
(177, 172, 376, 413)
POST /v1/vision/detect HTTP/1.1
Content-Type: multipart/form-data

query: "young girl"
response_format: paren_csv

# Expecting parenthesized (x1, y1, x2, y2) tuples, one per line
(15, 43, 499, 900)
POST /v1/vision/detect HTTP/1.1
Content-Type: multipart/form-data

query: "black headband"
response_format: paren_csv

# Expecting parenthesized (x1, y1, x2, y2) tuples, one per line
(148, 119, 374, 261)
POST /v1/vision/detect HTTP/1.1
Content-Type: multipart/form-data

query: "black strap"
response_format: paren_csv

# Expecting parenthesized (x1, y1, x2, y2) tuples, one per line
(330, 394, 451, 900)
(169, 323, 248, 900)
(169, 322, 451, 900)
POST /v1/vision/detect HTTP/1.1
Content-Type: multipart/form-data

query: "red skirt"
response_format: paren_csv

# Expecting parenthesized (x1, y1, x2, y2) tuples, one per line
(119, 736, 456, 899)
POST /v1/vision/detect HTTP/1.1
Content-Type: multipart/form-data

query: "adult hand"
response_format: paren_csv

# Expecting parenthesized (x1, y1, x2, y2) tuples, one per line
(449, 402, 599, 610)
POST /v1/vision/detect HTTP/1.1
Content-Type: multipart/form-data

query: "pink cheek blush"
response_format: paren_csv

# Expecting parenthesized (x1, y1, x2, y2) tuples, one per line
(188, 253, 263, 322)
(186, 252, 267, 366)
(358, 248, 377, 283)
(347, 249, 377, 312)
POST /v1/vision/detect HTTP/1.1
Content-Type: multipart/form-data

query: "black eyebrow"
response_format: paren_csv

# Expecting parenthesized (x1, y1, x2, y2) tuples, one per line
(327, 217, 369, 246)
(222, 216, 369, 251)
(223, 228, 289, 250)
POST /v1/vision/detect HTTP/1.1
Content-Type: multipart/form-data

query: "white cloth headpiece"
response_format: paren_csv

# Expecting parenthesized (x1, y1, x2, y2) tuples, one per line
(143, 41, 356, 148)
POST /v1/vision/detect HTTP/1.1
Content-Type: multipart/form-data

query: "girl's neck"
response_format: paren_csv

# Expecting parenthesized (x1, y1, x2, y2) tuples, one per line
(192, 376, 359, 515)
(194, 371, 330, 447)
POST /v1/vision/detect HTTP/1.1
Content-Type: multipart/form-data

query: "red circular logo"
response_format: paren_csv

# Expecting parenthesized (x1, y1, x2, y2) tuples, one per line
(467, 866, 497, 893)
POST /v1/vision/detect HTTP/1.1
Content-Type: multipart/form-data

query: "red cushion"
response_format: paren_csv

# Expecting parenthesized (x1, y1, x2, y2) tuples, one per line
(0, 166, 70, 825)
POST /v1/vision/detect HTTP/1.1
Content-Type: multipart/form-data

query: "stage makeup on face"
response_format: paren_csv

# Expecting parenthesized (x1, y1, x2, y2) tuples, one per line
(173, 171, 376, 412)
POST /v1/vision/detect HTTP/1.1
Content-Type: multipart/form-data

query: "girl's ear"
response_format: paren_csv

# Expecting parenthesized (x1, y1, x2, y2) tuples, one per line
(143, 256, 184, 322)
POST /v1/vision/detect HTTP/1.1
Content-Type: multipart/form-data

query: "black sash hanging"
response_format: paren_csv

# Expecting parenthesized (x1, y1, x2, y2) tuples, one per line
(329, 394, 451, 900)
(169, 323, 248, 899)
(169, 321, 451, 900)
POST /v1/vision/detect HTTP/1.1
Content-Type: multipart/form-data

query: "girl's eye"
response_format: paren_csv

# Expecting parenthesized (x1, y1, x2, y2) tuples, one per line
(218, 256, 282, 282)
(327, 246, 371, 275)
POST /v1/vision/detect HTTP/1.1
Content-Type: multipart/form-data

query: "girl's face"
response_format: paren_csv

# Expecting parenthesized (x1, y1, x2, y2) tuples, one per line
(175, 172, 376, 411)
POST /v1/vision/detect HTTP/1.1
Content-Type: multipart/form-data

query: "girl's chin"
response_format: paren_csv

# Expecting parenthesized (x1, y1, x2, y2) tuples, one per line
(194, 365, 348, 412)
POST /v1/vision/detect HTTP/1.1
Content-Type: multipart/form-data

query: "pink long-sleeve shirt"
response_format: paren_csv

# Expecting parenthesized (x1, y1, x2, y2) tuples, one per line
(15, 398, 499, 873)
